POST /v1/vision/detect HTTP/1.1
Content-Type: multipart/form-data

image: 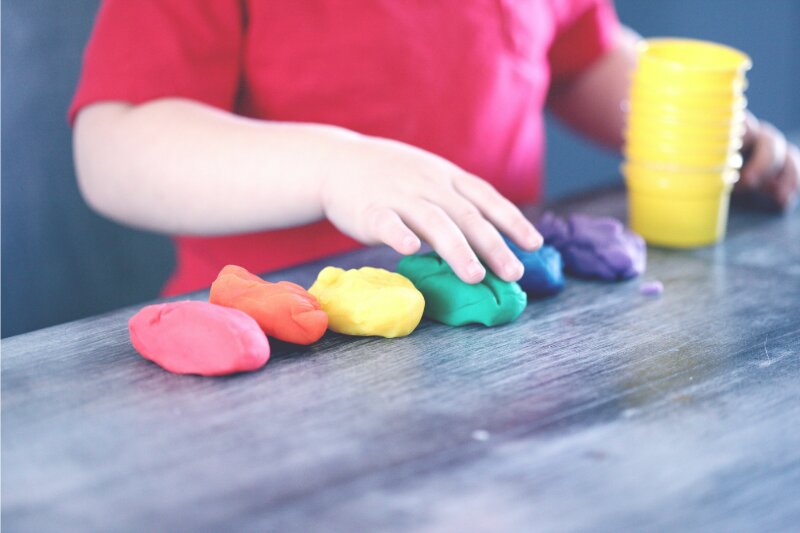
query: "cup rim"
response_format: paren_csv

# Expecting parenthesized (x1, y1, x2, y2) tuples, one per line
(623, 168, 739, 197)
(625, 178, 736, 198)
(622, 162, 741, 181)
(636, 38, 752, 74)
(624, 154, 740, 170)
(627, 111, 747, 128)
(624, 151, 744, 171)
(628, 112, 744, 125)
(625, 139, 743, 154)
(632, 78, 748, 97)
(629, 95, 748, 111)
(626, 121, 747, 135)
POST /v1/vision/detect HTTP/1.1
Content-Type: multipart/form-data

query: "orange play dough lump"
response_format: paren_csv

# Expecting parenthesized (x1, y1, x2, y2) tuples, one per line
(209, 265, 328, 345)
(129, 301, 270, 376)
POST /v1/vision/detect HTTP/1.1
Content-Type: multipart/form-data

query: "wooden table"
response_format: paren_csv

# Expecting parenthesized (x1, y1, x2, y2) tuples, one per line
(4, 188, 799, 532)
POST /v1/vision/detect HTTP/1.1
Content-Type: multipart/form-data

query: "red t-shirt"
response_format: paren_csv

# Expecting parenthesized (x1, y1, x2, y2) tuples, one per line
(70, 0, 619, 295)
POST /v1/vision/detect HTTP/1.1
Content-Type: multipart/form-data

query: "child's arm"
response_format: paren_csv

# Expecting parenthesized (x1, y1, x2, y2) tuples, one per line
(546, 26, 639, 151)
(74, 99, 542, 284)
(548, 27, 798, 210)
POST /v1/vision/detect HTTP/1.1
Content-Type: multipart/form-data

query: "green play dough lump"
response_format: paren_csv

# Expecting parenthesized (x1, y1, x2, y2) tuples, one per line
(397, 252, 527, 327)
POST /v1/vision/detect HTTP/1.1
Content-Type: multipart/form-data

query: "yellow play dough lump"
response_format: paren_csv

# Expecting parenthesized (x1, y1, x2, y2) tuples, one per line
(308, 266, 424, 338)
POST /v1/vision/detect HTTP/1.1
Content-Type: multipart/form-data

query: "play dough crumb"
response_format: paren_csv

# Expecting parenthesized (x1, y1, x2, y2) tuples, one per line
(128, 301, 269, 376)
(308, 266, 424, 338)
(471, 430, 491, 441)
(397, 252, 527, 327)
(209, 265, 327, 345)
(640, 280, 664, 296)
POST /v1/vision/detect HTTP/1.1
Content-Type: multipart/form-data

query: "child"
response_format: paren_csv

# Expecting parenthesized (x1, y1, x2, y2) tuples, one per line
(71, 1, 798, 296)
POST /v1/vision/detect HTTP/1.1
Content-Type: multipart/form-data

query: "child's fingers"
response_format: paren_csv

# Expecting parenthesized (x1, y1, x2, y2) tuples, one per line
(398, 201, 486, 283)
(365, 206, 421, 254)
(454, 174, 542, 250)
(741, 121, 786, 189)
(433, 194, 523, 282)
(775, 145, 799, 210)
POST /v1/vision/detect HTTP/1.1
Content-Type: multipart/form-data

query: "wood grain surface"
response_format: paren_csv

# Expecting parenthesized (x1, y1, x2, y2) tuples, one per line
(3, 188, 799, 532)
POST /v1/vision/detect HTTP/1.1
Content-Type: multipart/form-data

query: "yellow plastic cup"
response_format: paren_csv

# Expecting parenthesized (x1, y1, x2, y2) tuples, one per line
(630, 83, 746, 110)
(625, 134, 745, 157)
(636, 38, 752, 81)
(625, 115, 745, 137)
(628, 94, 747, 121)
(632, 68, 747, 96)
(623, 164, 739, 247)
(623, 162, 740, 188)
(625, 145, 742, 170)
(626, 113, 746, 140)
(625, 125, 743, 152)
(625, 131, 742, 154)
(629, 88, 746, 112)
(626, 186, 733, 247)
(628, 107, 747, 127)
(633, 68, 747, 92)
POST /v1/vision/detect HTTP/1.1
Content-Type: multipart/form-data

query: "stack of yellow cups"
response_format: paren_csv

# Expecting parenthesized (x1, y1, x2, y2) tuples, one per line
(623, 38, 751, 247)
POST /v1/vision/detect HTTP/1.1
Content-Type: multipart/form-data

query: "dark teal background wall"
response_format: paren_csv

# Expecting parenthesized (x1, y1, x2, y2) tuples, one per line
(2, 1, 174, 338)
(3, 1, 799, 336)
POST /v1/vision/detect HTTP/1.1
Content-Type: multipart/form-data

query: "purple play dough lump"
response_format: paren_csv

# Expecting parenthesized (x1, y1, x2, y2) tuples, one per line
(538, 212, 646, 281)
(640, 280, 664, 296)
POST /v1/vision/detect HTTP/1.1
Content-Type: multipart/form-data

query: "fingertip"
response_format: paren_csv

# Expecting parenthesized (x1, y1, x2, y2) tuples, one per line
(387, 235, 420, 256)
(513, 224, 543, 251)
(529, 230, 544, 250)
(461, 261, 486, 284)
(401, 235, 422, 254)
(738, 168, 756, 189)
(378, 209, 422, 255)
(499, 258, 524, 282)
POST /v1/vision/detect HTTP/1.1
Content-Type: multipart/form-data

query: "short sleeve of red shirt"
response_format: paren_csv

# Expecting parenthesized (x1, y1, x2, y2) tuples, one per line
(68, 0, 243, 123)
(548, 0, 620, 85)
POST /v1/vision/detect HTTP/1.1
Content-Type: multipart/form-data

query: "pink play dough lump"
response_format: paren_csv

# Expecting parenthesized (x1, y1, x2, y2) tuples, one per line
(128, 301, 270, 376)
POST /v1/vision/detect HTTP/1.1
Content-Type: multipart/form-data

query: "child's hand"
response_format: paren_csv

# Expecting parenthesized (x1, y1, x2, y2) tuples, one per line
(321, 135, 543, 284)
(739, 112, 799, 211)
